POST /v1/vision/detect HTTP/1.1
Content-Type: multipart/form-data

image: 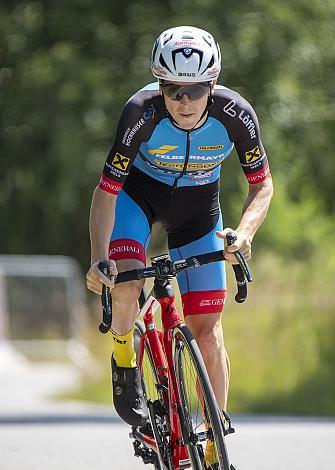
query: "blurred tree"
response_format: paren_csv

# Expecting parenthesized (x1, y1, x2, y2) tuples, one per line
(0, 0, 334, 267)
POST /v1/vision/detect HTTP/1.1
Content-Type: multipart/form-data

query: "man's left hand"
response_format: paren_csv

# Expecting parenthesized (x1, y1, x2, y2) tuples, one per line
(216, 228, 252, 264)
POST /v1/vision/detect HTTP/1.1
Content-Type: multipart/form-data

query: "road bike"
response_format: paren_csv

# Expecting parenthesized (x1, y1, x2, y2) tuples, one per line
(98, 233, 252, 470)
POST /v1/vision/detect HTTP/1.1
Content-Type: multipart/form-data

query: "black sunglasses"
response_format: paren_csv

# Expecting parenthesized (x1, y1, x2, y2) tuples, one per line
(160, 82, 211, 101)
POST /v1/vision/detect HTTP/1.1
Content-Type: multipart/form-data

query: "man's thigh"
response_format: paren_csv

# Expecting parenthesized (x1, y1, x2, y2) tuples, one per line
(169, 214, 227, 318)
(109, 189, 151, 265)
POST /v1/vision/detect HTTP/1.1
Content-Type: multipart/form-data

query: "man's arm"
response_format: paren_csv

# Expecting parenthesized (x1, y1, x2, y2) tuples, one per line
(86, 187, 118, 294)
(217, 176, 273, 262)
(214, 90, 273, 261)
(86, 91, 158, 294)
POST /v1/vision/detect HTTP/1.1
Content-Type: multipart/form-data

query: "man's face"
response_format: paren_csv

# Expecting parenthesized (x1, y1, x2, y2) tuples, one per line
(161, 81, 214, 130)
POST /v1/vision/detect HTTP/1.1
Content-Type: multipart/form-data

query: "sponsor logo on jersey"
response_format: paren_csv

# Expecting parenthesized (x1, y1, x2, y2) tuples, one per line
(105, 162, 129, 178)
(223, 100, 257, 139)
(195, 179, 210, 185)
(112, 153, 130, 171)
(223, 100, 237, 117)
(122, 119, 146, 146)
(143, 104, 156, 121)
(98, 176, 122, 194)
(148, 145, 178, 155)
(239, 110, 257, 139)
(198, 145, 224, 150)
(245, 145, 262, 163)
(151, 153, 225, 161)
(191, 171, 213, 180)
(247, 164, 270, 184)
(154, 159, 224, 171)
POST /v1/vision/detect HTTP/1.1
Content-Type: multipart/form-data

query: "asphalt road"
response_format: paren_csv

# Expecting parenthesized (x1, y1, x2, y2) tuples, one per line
(1, 351, 334, 470)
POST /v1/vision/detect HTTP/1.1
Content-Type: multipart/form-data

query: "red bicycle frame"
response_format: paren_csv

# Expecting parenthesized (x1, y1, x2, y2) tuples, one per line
(137, 292, 191, 469)
(99, 243, 251, 469)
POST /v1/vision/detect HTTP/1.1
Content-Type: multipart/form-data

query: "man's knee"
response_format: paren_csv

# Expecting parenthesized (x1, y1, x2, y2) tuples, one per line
(112, 279, 144, 306)
(186, 314, 224, 350)
(197, 326, 222, 351)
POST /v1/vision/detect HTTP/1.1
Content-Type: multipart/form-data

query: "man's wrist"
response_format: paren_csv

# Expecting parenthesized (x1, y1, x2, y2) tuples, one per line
(236, 226, 253, 241)
(91, 254, 109, 265)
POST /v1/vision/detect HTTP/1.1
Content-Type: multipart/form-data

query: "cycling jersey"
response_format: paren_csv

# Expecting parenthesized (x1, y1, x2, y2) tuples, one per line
(98, 82, 270, 316)
(98, 83, 270, 195)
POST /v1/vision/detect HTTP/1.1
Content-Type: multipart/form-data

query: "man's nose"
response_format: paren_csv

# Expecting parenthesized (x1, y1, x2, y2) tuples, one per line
(179, 93, 191, 105)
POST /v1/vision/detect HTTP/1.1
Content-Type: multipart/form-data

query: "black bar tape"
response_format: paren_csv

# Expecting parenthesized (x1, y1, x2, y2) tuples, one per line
(98, 261, 113, 334)
(185, 250, 225, 267)
(232, 264, 247, 303)
(115, 269, 142, 283)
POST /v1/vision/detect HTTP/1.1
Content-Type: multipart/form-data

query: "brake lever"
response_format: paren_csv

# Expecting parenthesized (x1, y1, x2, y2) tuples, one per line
(225, 232, 252, 282)
(98, 261, 113, 334)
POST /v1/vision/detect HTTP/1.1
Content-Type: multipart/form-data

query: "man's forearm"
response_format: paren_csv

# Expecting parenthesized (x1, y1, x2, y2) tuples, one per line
(89, 187, 117, 264)
(237, 176, 273, 240)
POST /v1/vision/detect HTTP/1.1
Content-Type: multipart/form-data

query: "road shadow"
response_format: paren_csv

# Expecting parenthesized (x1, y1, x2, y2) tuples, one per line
(0, 412, 122, 426)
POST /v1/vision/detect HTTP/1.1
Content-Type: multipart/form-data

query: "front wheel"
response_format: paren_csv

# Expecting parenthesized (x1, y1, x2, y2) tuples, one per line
(173, 324, 231, 470)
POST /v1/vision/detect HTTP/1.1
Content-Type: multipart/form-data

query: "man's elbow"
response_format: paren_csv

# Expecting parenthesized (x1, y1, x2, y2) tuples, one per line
(92, 185, 118, 209)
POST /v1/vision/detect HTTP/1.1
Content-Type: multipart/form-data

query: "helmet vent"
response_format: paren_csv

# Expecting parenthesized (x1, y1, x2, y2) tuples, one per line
(182, 32, 195, 39)
(163, 33, 173, 45)
(159, 53, 173, 73)
(151, 39, 159, 62)
(207, 55, 214, 69)
(202, 35, 212, 46)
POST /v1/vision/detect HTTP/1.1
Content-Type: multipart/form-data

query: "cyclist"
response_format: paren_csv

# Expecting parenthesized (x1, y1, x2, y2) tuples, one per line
(86, 26, 273, 433)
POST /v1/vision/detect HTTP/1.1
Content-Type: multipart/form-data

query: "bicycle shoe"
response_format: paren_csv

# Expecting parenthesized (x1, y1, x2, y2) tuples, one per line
(138, 421, 154, 437)
(111, 356, 148, 426)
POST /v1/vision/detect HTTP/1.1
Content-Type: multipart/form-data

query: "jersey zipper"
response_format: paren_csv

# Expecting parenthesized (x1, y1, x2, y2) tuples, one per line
(171, 130, 191, 194)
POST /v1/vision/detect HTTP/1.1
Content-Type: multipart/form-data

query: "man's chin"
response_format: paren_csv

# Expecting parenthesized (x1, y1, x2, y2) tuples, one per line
(176, 115, 197, 130)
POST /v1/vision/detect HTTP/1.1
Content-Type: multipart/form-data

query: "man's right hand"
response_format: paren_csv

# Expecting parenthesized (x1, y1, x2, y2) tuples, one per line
(86, 260, 118, 295)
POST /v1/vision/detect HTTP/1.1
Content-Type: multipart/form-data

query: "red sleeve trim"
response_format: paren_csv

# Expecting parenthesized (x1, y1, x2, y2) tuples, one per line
(246, 163, 271, 184)
(98, 175, 123, 195)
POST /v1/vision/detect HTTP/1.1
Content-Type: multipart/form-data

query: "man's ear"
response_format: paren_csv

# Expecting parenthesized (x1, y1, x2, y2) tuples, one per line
(210, 79, 217, 94)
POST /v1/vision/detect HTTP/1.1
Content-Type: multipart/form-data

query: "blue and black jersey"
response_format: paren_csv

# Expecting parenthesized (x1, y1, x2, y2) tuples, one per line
(98, 83, 270, 195)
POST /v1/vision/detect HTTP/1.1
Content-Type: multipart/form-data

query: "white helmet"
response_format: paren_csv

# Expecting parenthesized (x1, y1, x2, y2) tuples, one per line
(151, 26, 221, 83)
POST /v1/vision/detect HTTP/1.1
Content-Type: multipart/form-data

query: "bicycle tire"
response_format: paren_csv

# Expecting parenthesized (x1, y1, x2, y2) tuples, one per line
(173, 324, 231, 470)
(134, 321, 160, 402)
(133, 321, 173, 470)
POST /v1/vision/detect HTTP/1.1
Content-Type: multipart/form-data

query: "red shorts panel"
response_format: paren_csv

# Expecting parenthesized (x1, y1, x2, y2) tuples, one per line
(109, 238, 146, 264)
(182, 289, 227, 317)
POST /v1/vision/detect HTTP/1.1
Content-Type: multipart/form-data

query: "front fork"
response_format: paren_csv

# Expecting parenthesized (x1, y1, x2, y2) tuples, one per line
(139, 282, 190, 469)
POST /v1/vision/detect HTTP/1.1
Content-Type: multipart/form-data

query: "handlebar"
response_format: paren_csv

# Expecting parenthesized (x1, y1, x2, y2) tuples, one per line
(98, 232, 252, 333)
